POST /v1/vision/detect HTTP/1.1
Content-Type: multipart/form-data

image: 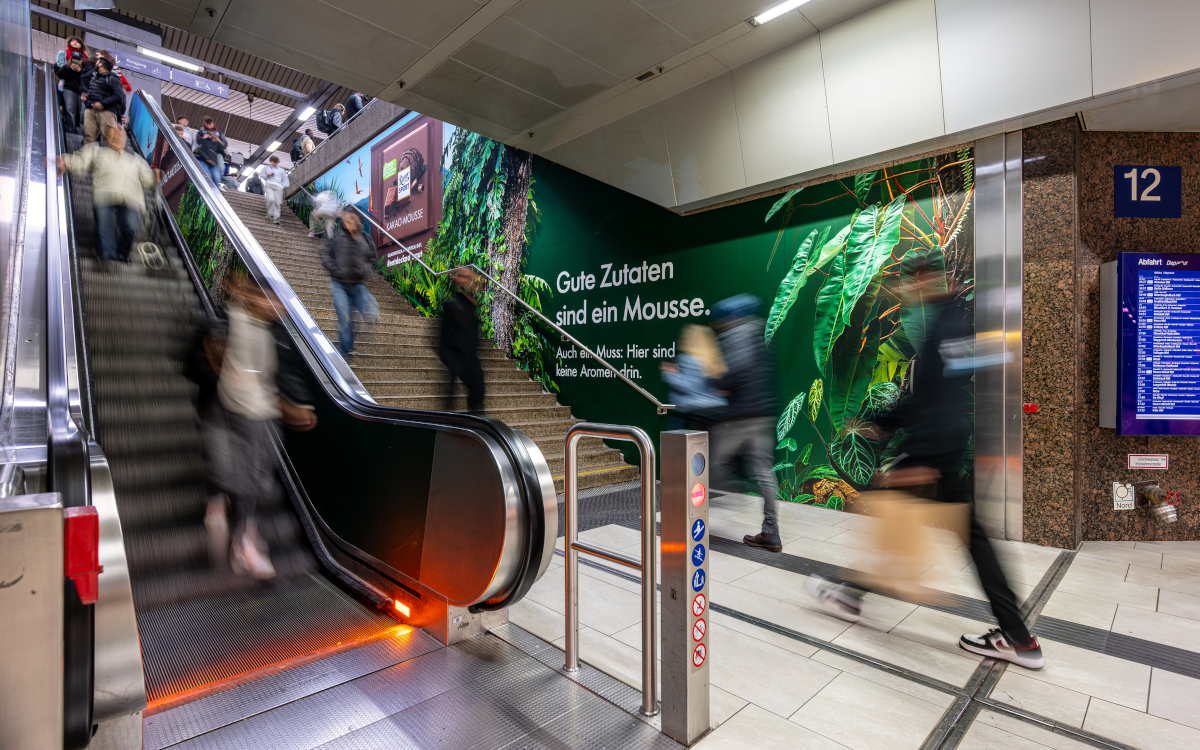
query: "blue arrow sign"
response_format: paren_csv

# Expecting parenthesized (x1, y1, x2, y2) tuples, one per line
(691, 519, 705, 542)
(691, 568, 705, 592)
(692, 543, 706, 566)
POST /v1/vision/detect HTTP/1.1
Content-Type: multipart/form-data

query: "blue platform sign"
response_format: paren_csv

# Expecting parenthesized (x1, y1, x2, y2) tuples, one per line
(690, 519, 705, 542)
(112, 51, 171, 82)
(691, 569, 705, 592)
(692, 544, 706, 566)
(1114, 165, 1181, 218)
(171, 72, 229, 99)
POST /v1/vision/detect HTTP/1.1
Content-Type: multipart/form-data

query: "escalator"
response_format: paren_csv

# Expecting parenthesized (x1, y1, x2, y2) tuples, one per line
(39, 69, 558, 745)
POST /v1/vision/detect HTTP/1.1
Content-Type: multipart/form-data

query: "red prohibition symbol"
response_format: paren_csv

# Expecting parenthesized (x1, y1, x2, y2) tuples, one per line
(692, 593, 706, 617)
(693, 618, 706, 641)
(692, 643, 706, 667)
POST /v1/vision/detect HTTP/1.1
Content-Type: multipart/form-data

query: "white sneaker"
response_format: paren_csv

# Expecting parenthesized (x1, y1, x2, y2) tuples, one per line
(230, 529, 276, 580)
(805, 575, 862, 623)
(959, 629, 1044, 669)
(203, 497, 228, 568)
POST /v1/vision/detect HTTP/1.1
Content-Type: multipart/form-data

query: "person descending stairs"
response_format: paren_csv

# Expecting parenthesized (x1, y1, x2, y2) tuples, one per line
(222, 190, 638, 491)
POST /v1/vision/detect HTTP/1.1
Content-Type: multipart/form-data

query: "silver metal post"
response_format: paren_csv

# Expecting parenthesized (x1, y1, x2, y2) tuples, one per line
(563, 423, 658, 717)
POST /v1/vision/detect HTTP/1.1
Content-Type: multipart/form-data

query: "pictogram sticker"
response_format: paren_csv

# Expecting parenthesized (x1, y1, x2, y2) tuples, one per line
(691, 482, 706, 507)
(693, 618, 706, 641)
(692, 643, 706, 667)
(691, 519, 705, 542)
(692, 593, 706, 617)
(692, 568, 706, 592)
(692, 543, 706, 566)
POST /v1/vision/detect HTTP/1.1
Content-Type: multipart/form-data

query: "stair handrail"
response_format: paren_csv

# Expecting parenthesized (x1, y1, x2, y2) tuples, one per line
(288, 176, 676, 415)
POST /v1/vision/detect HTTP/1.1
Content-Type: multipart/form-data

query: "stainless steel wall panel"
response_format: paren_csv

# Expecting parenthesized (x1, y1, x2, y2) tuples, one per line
(1003, 131, 1025, 541)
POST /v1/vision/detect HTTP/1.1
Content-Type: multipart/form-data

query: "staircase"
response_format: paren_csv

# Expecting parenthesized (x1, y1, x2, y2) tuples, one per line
(222, 190, 638, 491)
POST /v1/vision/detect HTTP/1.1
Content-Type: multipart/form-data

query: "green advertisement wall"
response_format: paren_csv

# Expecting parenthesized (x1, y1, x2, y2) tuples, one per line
(525, 151, 976, 506)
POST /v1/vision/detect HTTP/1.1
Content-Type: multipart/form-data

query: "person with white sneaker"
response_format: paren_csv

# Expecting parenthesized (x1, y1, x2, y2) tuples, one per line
(807, 258, 1043, 670)
(260, 155, 288, 225)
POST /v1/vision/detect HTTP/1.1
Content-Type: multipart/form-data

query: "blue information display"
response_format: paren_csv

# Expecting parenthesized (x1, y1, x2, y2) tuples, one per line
(1119, 253, 1200, 435)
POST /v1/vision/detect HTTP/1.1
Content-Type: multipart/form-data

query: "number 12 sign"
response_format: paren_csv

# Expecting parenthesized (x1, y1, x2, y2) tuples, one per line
(1114, 165, 1181, 218)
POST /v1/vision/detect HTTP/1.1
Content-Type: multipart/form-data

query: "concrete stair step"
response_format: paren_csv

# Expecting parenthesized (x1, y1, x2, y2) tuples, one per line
(376, 392, 560, 410)
(345, 343, 508, 360)
(350, 357, 525, 374)
(373, 401, 573, 422)
(312, 315, 437, 333)
(492, 417, 581, 439)
(357, 380, 545, 397)
(542, 446, 623, 475)
(553, 463, 642, 493)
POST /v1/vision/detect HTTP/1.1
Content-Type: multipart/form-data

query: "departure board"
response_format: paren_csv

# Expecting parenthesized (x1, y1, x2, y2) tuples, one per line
(1119, 253, 1200, 435)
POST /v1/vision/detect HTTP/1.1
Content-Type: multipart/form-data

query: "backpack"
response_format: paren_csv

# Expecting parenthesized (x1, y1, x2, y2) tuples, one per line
(290, 137, 303, 162)
(316, 110, 335, 135)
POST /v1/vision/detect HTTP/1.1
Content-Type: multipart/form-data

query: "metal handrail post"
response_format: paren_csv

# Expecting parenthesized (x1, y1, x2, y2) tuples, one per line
(286, 176, 675, 415)
(563, 423, 658, 717)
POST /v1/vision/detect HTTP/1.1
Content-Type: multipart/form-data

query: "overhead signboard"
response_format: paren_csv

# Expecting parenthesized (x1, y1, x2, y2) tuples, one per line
(112, 51, 230, 99)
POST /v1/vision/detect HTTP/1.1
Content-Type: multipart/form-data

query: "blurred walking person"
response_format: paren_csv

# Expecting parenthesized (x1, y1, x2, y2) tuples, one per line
(709, 294, 783, 552)
(260, 155, 288, 224)
(439, 268, 486, 414)
(194, 277, 317, 579)
(301, 129, 317, 157)
(344, 91, 366, 120)
(661, 324, 727, 431)
(320, 210, 379, 359)
(196, 116, 228, 189)
(807, 259, 1043, 669)
(308, 189, 340, 238)
(58, 120, 157, 262)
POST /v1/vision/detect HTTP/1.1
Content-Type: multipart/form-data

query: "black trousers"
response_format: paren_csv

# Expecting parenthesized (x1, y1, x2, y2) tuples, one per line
(441, 348, 485, 414)
(837, 472, 1031, 643)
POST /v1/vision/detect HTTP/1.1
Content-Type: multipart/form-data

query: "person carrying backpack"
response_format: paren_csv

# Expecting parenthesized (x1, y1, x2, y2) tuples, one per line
(344, 92, 365, 120)
(196, 115, 229, 189)
(82, 57, 125, 145)
(290, 135, 304, 162)
(320, 210, 379, 358)
(54, 36, 88, 134)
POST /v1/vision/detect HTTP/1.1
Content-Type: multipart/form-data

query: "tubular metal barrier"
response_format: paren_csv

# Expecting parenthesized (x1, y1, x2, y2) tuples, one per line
(563, 423, 658, 716)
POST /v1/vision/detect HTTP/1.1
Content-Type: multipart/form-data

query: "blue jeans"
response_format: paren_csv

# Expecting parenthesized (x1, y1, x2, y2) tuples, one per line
(94, 204, 141, 261)
(198, 157, 222, 187)
(329, 280, 378, 355)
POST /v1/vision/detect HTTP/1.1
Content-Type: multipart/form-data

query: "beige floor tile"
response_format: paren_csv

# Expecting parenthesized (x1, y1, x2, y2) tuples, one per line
(832, 515, 879, 533)
(1086, 540, 1138, 547)
(578, 560, 643, 595)
(1039, 589, 1119, 630)
(823, 529, 878, 551)
(725, 565, 815, 607)
(1084, 697, 1200, 749)
(709, 685, 750, 731)
(1079, 541, 1163, 569)
(831, 624, 980, 686)
(1136, 541, 1200, 561)
(859, 592, 925, 631)
(915, 565, 988, 600)
(695, 703, 849, 750)
(1149, 668, 1200, 731)
(1126, 564, 1200, 597)
(509, 598, 566, 644)
(776, 502, 850, 527)
(809, 650, 955, 709)
(1054, 573, 1160, 611)
(1158, 589, 1200, 622)
(780, 536, 875, 570)
(610, 616, 660, 651)
(1009, 638, 1150, 712)
(526, 565, 644, 635)
(993, 538, 1065, 566)
(889, 607, 989, 662)
(790, 672, 946, 750)
(974, 709, 1095, 750)
(578, 523, 643, 551)
(708, 624, 841, 718)
(958, 720, 1056, 750)
(708, 516, 771, 545)
(707, 550, 765, 584)
(707, 504, 746, 520)
(1162, 554, 1200, 577)
(1064, 555, 1131, 581)
(989, 670, 1091, 727)
(1112, 604, 1200, 653)
(707, 609, 820, 658)
(552, 625, 658, 693)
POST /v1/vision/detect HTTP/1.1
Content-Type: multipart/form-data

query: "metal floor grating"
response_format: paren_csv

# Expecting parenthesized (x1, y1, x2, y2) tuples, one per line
(138, 572, 397, 704)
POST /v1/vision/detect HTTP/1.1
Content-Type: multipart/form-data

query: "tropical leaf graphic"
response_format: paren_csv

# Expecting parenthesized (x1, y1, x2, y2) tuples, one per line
(829, 271, 884, 431)
(840, 194, 907, 321)
(860, 381, 900, 422)
(813, 253, 846, 375)
(772, 461, 795, 472)
(807, 223, 849, 280)
(831, 428, 879, 487)
(765, 229, 819, 345)
(777, 392, 807, 441)
(776, 438, 798, 452)
(765, 188, 802, 223)
(799, 443, 813, 466)
(854, 171, 877, 205)
(808, 379, 823, 422)
(899, 246, 948, 356)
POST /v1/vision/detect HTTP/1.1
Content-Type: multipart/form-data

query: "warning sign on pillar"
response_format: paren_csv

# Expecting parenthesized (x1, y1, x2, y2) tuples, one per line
(691, 482, 706, 507)
(692, 593, 706, 617)
(692, 618, 706, 641)
(692, 643, 706, 667)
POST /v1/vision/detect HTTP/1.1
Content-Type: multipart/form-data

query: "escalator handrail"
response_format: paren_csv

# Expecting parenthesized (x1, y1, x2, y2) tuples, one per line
(287, 176, 676, 416)
(130, 91, 553, 611)
(41, 64, 95, 750)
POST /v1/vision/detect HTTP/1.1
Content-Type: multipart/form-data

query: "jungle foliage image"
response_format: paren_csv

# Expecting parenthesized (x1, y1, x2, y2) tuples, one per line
(381, 129, 556, 392)
(765, 152, 975, 510)
(176, 182, 245, 305)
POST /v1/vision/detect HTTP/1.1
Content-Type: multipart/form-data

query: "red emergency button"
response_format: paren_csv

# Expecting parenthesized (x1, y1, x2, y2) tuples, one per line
(64, 506, 103, 605)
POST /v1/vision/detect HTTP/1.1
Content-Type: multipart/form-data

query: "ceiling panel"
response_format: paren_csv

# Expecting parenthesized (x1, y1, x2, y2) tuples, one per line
(798, 0, 889, 30)
(506, 0, 692, 80)
(708, 9, 816, 70)
(219, 0, 427, 84)
(408, 58, 563, 133)
(319, 0, 483, 49)
(603, 105, 675, 206)
(1083, 80, 1200, 132)
(633, 0, 769, 43)
(116, 0, 198, 30)
(453, 17, 618, 108)
(1091, 0, 1200, 96)
(214, 23, 391, 93)
(661, 73, 746, 204)
(546, 127, 612, 184)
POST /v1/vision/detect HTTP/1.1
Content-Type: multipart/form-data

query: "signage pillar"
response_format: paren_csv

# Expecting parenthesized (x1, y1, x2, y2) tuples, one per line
(660, 430, 710, 745)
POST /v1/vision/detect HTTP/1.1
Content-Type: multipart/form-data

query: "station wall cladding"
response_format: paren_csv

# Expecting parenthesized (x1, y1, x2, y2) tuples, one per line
(525, 151, 976, 508)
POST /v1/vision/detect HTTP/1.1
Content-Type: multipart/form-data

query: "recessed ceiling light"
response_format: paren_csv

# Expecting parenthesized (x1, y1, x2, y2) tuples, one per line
(267, 141, 282, 152)
(299, 106, 317, 121)
(749, 0, 810, 27)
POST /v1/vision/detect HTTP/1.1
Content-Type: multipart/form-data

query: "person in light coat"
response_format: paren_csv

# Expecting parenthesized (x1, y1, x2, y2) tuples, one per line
(259, 155, 289, 224)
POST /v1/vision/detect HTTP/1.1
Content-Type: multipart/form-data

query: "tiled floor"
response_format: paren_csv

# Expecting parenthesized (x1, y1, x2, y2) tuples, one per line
(504, 492, 1200, 749)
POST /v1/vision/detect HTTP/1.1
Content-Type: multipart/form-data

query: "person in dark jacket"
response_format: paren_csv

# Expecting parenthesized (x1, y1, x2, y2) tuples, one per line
(244, 173, 265, 195)
(806, 259, 1044, 669)
(54, 36, 88, 133)
(708, 294, 783, 552)
(439, 268, 486, 414)
(82, 57, 124, 145)
(320, 210, 379, 358)
(344, 92, 365, 120)
(196, 115, 228, 189)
